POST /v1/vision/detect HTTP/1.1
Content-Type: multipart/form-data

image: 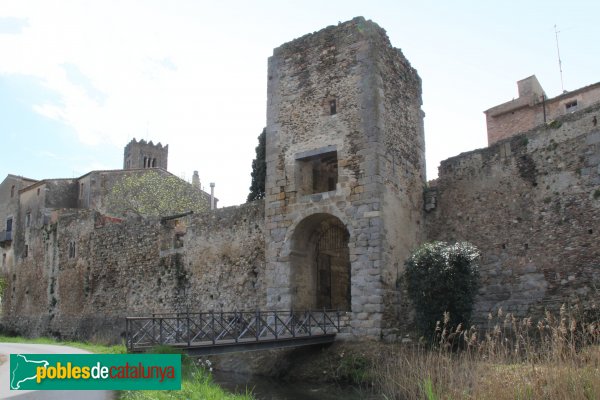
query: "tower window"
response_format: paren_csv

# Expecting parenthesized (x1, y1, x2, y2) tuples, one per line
(25, 212, 31, 227)
(329, 99, 337, 115)
(296, 147, 338, 195)
(24, 244, 28, 258)
(68, 241, 76, 258)
(10, 185, 15, 198)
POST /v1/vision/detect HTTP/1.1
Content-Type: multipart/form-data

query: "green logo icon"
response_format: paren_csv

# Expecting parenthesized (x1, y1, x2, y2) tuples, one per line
(10, 354, 181, 390)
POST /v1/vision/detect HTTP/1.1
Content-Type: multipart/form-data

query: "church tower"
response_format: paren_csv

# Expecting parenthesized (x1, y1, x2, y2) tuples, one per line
(123, 139, 169, 170)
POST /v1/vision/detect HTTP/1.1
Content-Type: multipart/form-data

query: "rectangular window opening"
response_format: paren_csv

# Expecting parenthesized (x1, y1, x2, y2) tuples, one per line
(24, 244, 28, 258)
(565, 100, 578, 112)
(329, 99, 337, 115)
(297, 150, 338, 195)
(25, 212, 31, 227)
(69, 241, 76, 258)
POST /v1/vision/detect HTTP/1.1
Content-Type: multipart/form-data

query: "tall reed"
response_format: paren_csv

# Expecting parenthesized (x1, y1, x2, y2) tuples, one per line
(373, 305, 600, 400)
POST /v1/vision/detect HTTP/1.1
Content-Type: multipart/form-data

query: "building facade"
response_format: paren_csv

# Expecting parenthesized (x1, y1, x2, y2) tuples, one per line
(485, 75, 600, 145)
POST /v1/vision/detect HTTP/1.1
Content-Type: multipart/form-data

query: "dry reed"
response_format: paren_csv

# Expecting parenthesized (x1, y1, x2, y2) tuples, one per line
(373, 305, 600, 400)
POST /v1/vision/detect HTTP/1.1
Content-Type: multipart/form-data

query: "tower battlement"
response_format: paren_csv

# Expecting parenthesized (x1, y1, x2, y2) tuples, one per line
(123, 138, 169, 170)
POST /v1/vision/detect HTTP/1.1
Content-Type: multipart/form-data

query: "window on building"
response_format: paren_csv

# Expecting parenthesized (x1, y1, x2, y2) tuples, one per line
(10, 185, 15, 198)
(37, 188, 40, 196)
(68, 241, 76, 258)
(329, 99, 337, 115)
(152, 158, 157, 167)
(565, 100, 578, 112)
(79, 183, 84, 199)
(296, 149, 338, 195)
(25, 212, 31, 227)
(6, 217, 12, 233)
(23, 244, 28, 258)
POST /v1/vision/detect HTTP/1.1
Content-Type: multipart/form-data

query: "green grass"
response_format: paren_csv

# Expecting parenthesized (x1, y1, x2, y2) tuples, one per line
(120, 364, 253, 400)
(0, 335, 126, 354)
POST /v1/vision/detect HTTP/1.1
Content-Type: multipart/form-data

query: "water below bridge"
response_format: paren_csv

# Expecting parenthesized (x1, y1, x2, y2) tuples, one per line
(213, 371, 383, 400)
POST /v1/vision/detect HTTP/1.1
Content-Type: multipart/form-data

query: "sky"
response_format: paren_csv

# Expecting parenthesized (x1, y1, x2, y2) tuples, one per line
(1, 1, 599, 207)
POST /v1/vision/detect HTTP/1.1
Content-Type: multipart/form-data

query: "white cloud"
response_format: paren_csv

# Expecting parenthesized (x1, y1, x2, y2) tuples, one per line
(1, 1, 599, 205)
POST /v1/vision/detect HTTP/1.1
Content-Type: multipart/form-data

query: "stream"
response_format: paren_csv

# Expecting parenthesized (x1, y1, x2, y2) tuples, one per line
(213, 371, 382, 400)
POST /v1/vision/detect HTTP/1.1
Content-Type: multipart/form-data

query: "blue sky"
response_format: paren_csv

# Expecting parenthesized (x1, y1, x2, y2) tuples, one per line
(1, 1, 599, 206)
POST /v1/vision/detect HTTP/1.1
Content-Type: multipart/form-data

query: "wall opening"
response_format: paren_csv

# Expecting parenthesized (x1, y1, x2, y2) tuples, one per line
(289, 213, 350, 311)
(329, 99, 337, 115)
(565, 100, 578, 112)
(296, 149, 338, 195)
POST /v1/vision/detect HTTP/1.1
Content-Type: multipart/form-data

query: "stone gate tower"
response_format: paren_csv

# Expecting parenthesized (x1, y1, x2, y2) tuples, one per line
(265, 17, 426, 338)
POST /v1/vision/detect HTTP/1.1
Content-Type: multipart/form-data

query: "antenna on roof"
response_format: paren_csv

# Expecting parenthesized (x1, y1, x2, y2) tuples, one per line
(554, 24, 565, 93)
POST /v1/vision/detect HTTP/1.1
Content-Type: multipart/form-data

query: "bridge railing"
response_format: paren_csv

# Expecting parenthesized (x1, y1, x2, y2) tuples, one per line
(125, 309, 340, 352)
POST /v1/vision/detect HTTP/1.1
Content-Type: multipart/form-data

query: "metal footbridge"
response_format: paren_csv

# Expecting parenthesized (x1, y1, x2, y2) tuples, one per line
(125, 310, 342, 355)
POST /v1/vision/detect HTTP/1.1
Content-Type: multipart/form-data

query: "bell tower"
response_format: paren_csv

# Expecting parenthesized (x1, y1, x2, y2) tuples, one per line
(123, 139, 169, 170)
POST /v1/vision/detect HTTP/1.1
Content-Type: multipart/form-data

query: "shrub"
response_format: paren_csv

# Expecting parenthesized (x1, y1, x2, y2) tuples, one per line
(405, 241, 480, 338)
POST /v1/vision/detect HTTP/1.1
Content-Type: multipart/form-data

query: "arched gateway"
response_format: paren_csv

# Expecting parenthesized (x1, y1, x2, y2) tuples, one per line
(289, 214, 350, 311)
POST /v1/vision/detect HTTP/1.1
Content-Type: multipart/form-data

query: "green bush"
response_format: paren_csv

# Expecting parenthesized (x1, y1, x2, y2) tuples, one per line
(405, 241, 480, 338)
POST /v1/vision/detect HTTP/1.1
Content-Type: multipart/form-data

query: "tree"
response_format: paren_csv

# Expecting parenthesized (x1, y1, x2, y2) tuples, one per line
(247, 128, 266, 202)
(104, 170, 209, 217)
(404, 241, 480, 337)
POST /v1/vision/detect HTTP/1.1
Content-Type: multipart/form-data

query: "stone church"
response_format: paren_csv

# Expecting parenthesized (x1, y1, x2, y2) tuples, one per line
(1, 17, 599, 341)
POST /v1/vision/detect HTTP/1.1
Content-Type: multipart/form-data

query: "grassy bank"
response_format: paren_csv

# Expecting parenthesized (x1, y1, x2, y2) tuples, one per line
(120, 361, 253, 400)
(0, 335, 126, 354)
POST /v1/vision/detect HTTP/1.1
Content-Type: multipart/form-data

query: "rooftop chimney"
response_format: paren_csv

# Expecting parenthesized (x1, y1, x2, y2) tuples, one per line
(192, 171, 200, 189)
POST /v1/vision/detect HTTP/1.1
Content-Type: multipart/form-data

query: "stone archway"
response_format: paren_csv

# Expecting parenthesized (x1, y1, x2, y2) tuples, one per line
(289, 214, 350, 311)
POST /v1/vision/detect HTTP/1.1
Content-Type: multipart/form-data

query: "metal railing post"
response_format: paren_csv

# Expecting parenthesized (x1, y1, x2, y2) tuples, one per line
(211, 311, 215, 344)
(187, 311, 191, 347)
(256, 309, 260, 341)
(274, 310, 278, 339)
(159, 318, 163, 345)
(152, 316, 156, 345)
(125, 318, 129, 351)
(234, 311, 238, 343)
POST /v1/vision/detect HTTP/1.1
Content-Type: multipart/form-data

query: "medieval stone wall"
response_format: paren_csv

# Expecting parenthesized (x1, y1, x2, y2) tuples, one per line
(265, 17, 425, 339)
(427, 103, 600, 324)
(1, 201, 265, 341)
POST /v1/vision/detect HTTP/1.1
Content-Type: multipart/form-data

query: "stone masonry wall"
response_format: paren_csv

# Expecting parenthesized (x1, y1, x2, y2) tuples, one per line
(265, 17, 425, 339)
(1, 201, 265, 341)
(427, 103, 600, 324)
